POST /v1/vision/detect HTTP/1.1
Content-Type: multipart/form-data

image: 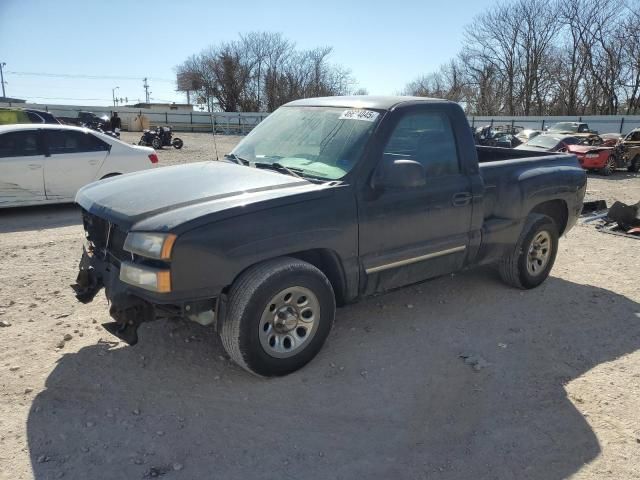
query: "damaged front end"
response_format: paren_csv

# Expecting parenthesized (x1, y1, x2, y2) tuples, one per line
(71, 210, 217, 346)
(72, 243, 155, 345)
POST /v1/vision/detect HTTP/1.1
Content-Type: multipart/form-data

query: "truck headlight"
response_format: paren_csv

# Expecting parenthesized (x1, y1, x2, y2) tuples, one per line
(120, 262, 171, 292)
(124, 232, 176, 260)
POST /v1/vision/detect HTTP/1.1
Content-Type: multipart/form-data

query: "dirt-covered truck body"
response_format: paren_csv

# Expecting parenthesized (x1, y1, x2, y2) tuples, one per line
(73, 96, 586, 376)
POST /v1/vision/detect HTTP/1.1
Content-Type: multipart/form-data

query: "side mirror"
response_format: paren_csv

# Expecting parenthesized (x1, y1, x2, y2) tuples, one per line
(372, 159, 426, 190)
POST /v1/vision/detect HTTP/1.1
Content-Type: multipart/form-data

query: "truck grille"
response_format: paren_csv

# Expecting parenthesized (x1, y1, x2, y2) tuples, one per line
(81, 210, 129, 263)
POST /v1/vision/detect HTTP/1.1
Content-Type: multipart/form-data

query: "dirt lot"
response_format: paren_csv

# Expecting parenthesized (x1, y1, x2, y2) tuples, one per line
(0, 132, 639, 480)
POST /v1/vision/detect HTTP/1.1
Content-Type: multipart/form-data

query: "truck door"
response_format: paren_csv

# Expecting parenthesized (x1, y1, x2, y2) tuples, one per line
(357, 107, 473, 294)
(0, 129, 46, 206)
(43, 129, 109, 201)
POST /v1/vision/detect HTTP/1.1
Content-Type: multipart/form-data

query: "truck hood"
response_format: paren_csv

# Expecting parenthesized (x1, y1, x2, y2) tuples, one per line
(76, 161, 329, 231)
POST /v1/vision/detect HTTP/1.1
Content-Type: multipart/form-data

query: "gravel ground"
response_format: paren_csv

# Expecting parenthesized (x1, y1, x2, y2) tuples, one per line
(0, 133, 639, 479)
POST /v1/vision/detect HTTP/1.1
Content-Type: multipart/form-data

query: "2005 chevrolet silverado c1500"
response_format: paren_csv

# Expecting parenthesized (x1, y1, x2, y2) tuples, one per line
(73, 96, 586, 376)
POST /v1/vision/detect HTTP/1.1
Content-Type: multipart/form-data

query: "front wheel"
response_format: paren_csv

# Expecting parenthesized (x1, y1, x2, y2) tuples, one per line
(220, 257, 336, 377)
(172, 137, 184, 149)
(151, 136, 162, 150)
(499, 214, 559, 289)
(600, 155, 616, 176)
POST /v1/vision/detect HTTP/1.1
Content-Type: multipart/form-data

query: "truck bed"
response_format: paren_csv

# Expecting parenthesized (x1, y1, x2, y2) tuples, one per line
(476, 145, 555, 163)
(475, 145, 584, 262)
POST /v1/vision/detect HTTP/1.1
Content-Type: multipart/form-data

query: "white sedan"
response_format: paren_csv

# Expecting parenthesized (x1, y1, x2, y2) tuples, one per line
(0, 124, 158, 208)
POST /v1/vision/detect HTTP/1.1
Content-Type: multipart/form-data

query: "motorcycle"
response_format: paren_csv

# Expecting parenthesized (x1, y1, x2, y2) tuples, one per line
(138, 126, 184, 150)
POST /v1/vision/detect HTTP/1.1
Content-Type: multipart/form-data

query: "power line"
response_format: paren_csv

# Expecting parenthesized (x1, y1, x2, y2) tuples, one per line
(6, 71, 175, 83)
(17, 95, 114, 101)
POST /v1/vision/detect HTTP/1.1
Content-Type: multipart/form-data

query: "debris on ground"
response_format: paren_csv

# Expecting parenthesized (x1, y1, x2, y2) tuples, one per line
(460, 354, 490, 371)
(607, 201, 640, 230)
(581, 200, 608, 215)
(0, 320, 11, 327)
(581, 200, 640, 239)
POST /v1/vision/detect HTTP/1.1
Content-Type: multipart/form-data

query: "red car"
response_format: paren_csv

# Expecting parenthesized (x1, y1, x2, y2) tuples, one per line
(566, 144, 617, 175)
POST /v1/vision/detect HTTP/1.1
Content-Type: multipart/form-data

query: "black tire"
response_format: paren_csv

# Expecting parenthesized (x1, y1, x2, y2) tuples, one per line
(499, 213, 559, 289)
(628, 155, 640, 173)
(151, 136, 162, 150)
(600, 155, 616, 176)
(220, 257, 336, 377)
(172, 137, 184, 149)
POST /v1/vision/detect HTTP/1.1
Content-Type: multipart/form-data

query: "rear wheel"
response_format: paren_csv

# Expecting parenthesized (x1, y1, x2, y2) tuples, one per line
(499, 214, 559, 289)
(172, 137, 184, 149)
(600, 155, 616, 176)
(220, 257, 336, 377)
(628, 155, 640, 173)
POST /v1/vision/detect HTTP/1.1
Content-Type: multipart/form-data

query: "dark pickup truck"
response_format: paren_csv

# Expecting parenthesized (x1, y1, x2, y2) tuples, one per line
(73, 96, 586, 376)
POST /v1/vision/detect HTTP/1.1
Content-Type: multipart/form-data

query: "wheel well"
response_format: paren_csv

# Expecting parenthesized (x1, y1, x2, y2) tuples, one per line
(288, 249, 348, 306)
(530, 200, 568, 234)
(221, 249, 349, 307)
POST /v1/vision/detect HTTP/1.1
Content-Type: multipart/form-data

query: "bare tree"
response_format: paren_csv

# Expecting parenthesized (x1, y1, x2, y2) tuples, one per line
(404, 0, 638, 116)
(176, 32, 356, 112)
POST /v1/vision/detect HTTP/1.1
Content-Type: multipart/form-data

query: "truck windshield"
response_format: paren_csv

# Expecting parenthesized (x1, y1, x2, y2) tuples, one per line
(230, 106, 381, 180)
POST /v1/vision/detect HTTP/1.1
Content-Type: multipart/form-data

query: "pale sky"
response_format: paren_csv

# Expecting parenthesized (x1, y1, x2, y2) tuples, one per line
(0, 0, 498, 106)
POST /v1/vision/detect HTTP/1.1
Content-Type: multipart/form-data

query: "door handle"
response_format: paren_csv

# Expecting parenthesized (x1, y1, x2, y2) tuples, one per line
(452, 192, 472, 207)
(28, 164, 42, 169)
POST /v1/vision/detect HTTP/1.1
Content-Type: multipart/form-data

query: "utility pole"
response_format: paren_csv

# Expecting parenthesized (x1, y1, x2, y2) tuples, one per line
(143, 78, 150, 104)
(0, 62, 6, 98)
(112, 86, 120, 107)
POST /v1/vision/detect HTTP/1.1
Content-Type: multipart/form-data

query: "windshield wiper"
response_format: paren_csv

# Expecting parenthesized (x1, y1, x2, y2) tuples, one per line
(253, 162, 306, 180)
(223, 153, 250, 165)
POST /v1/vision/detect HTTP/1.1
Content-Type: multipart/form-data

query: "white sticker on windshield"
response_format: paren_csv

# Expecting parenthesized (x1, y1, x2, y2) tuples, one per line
(339, 109, 379, 122)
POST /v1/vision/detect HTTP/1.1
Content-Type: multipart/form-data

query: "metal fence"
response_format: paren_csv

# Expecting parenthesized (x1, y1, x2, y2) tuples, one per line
(4, 101, 640, 136)
(468, 115, 640, 135)
(0, 102, 269, 135)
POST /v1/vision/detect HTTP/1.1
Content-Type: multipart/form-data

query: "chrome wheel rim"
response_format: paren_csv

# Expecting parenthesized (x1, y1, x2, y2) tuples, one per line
(607, 157, 615, 171)
(259, 286, 320, 358)
(527, 231, 552, 276)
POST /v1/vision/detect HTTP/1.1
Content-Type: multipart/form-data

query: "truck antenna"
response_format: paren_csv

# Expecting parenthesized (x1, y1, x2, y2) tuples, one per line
(209, 112, 219, 161)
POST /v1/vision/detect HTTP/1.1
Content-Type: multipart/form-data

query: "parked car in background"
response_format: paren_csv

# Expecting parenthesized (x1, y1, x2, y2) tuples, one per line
(57, 111, 109, 128)
(600, 133, 623, 147)
(515, 129, 542, 144)
(566, 144, 617, 175)
(474, 124, 524, 147)
(0, 124, 158, 208)
(615, 128, 640, 172)
(491, 132, 521, 148)
(0, 107, 62, 125)
(546, 122, 596, 134)
(72, 95, 586, 376)
(515, 134, 579, 152)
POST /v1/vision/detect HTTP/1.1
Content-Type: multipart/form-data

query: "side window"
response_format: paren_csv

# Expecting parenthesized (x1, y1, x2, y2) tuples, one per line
(46, 130, 109, 154)
(564, 137, 579, 145)
(383, 111, 459, 177)
(629, 131, 640, 142)
(578, 125, 588, 133)
(0, 131, 41, 158)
